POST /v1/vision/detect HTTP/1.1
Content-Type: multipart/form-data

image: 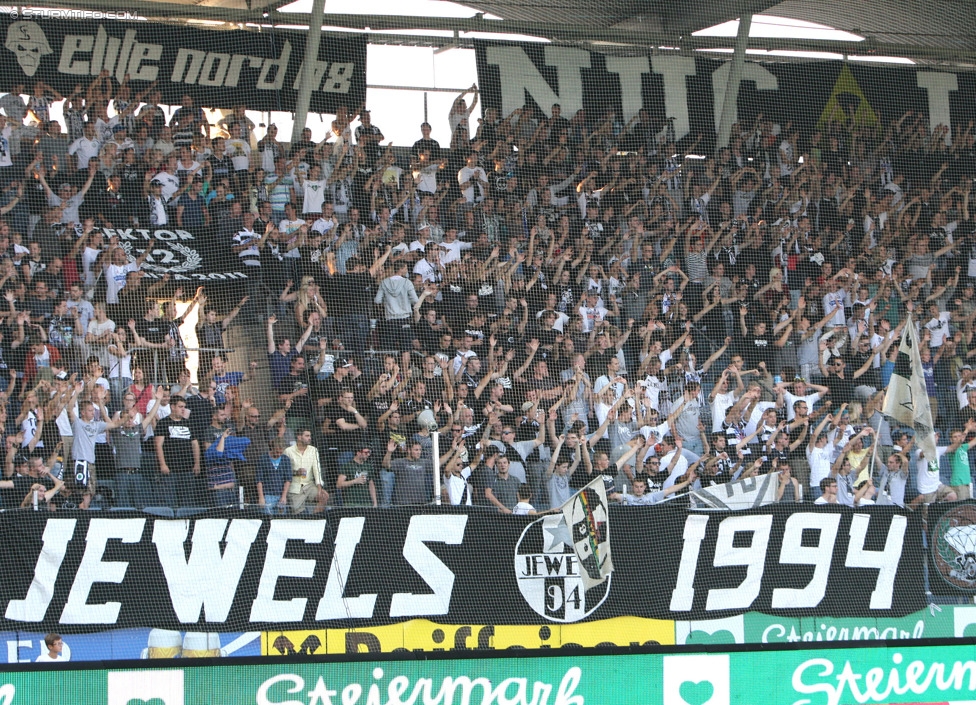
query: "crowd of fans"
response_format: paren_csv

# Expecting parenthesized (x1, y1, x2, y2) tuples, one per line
(1, 73, 975, 514)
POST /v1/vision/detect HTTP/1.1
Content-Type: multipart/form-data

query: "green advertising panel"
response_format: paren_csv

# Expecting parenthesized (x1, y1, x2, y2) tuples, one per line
(5, 641, 976, 704)
(677, 605, 976, 645)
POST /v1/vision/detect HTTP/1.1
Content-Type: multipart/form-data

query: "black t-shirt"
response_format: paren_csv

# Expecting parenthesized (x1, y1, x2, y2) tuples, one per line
(156, 416, 196, 473)
(467, 463, 494, 506)
(585, 348, 614, 379)
(277, 372, 314, 420)
(136, 318, 167, 346)
(185, 394, 214, 440)
(3, 322, 25, 373)
(330, 272, 374, 312)
(325, 403, 365, 452)
(824, 373, 856, 405)
(1, 474, 50, 510)
(411, 137, 441, 159)
(738, 332, 771, 369)
(315, 375, 346, 407)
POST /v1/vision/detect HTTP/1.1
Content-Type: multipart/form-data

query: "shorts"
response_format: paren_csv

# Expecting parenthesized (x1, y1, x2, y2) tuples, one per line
(289, 481, 319, 514)
(953, 484, 972, 501)
(919, 484, 955, 503)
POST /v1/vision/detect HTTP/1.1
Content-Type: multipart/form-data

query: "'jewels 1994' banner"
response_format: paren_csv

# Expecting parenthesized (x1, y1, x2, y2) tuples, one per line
(0, 17, 366, 113)
(0, 505, 924, 633)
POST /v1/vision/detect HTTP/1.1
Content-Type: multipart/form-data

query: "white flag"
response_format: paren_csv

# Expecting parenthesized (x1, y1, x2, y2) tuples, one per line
(561, 477, 613, 591)
(881, 315, 938, 463)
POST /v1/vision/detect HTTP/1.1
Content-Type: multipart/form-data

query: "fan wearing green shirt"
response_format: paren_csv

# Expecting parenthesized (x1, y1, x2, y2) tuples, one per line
(947, 418, 976, 500)
(337, 445, 378, 507)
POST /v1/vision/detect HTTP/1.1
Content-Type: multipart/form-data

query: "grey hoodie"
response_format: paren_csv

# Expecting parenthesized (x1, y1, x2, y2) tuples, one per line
(374, 274, 418, 320)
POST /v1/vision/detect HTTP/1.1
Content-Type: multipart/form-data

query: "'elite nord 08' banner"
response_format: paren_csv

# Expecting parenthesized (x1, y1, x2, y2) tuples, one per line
(0, 17, 366, 113)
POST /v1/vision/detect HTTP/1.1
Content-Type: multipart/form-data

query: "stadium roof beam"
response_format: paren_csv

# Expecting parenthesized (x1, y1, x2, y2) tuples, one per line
(32, 0, 976, 64)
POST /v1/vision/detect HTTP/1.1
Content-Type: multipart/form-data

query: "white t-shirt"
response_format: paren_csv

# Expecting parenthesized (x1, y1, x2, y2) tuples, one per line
(916, 447, 948, 494)
(806, 443, 834, 489)
(822, 291, 847, 327)
(413, 258, 441, 283)
(87, 318, 116, 342)
(924, 312, 951, 348)
(711, 391, 737, 432)
(444, 468, 472, 506)
(661, 451, 690, 488)
(642, 374, 667, 414)
(301, 179, 328, 215)
(105, 262, 137, 304)
(439, 239, 473, 265)
(152, 171, 181, 202)
(68, 136, 100, 169)
(578, 304, 608, 333)
(745, 401, 776, 437)
(458, 166, 487, 203)
(783, 391, 821, 421)
(21, 410, 42, 449)
(885, 467, 908, 507)
(414, 164, 439, 193)
(536, 309, 570, 333)
(35, 651, 68, 662)
(226, 139, 251, 171)
(311, 216, 337, 239)
(958, 379, 976, 409)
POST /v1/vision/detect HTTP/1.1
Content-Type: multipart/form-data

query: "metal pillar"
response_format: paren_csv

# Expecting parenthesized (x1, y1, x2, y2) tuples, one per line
(715, 13, 752, 152)
(432, 431, 442, 505)
(291, 0, 327, 145)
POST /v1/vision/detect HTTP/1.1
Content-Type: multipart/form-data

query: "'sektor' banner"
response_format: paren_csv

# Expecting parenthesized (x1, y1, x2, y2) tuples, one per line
(0, 505, 924, 633)
(0, 17, 366, 113)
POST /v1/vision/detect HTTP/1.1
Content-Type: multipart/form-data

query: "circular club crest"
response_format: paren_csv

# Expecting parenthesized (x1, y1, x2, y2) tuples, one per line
(931, 503, 976, 592)
(513, 515, 610, 623)
(121, 241, 202, 274)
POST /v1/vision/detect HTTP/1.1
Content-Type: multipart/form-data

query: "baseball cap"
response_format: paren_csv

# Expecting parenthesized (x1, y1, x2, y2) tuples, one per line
(112, 124, 127, 133)
(337, 358, 353, 368)
(55, 371, 69, 380)
(521, 402, 534, 412)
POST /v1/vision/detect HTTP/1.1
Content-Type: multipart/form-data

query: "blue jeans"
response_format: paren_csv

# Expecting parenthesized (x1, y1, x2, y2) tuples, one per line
(211, 487, 238, 508)
(681, 437, 704, 458)
(161, 473, 203, 508)
(342, 314, 370, 353)
(263, 496, 289, 515)
(115, 472, 150, 508)
(380, 469, 395, 508)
